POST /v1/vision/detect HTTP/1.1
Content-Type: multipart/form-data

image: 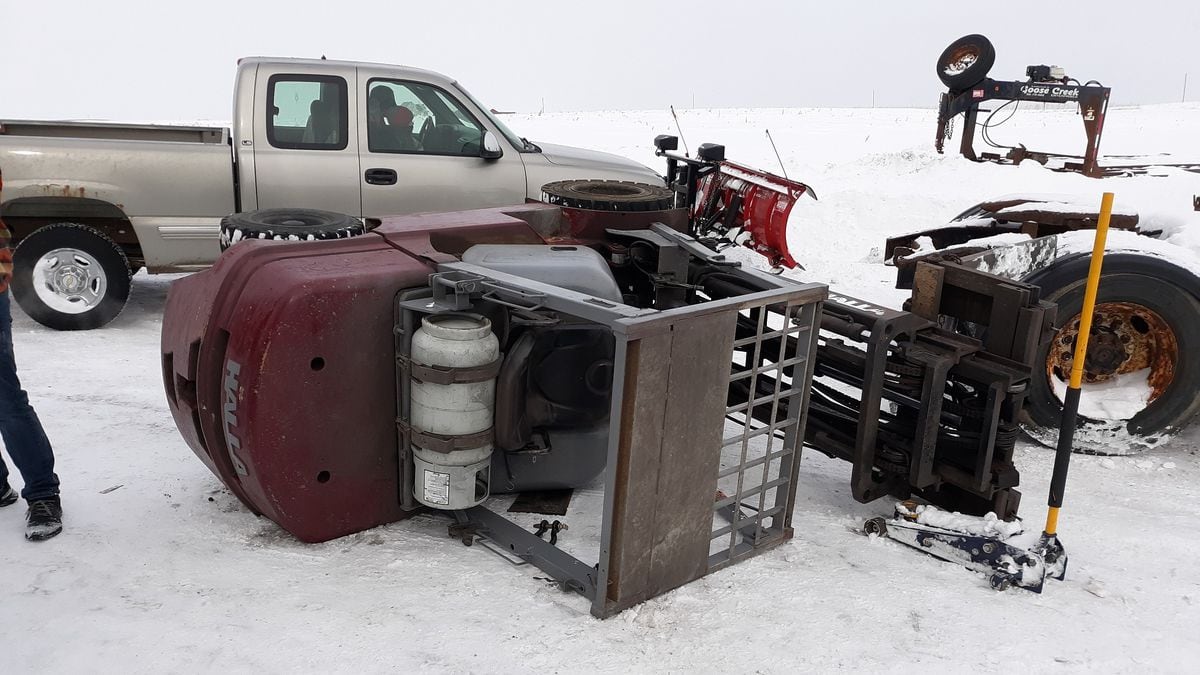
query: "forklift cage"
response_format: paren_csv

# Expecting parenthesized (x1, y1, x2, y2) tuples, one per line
(394, 250, 824, 618)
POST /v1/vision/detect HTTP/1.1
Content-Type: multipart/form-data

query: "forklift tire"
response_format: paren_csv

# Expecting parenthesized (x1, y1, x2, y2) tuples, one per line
(1022, 254, 1200, 447)
(540, 180, 674, 212)
(936, 34, 996, 90)
(12, 223, 132, 331)
(219, 208, 365, 251)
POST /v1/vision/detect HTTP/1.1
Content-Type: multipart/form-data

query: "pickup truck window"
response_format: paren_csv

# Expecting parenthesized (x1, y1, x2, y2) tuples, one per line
(366, 79, 484, 157)
(455, 84, 537, 153)
(267, 74, 348, 151)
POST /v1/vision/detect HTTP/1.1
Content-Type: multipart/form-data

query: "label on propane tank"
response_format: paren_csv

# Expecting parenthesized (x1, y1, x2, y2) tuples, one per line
(423, 469, 451, 506)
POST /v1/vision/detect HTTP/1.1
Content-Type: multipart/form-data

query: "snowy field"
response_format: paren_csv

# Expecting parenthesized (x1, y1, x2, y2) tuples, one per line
(4, 103, 1200, 672)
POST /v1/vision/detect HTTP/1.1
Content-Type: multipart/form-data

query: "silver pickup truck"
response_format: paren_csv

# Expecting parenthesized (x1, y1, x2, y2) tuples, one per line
(0, 57, 662, 330)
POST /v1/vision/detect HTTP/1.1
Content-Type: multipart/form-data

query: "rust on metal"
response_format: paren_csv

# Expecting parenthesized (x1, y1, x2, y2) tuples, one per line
(1046, 302, 1178, 403)
(942, 45, 980, 76)
(975, 198, 1139, 231)
(34, 183, 90, 199)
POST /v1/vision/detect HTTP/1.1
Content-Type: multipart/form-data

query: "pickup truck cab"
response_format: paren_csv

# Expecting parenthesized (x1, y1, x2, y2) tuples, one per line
(0, 57, 662, 329)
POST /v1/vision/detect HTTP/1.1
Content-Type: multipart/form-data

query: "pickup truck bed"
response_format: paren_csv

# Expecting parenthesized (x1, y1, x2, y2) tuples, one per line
(0, 119, 236, 270)
(0, 119, 227, 144)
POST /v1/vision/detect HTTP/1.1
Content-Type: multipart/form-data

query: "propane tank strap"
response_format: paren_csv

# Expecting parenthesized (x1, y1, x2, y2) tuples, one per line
(401, 422, 494, 454)
(408, 356, 502, 385)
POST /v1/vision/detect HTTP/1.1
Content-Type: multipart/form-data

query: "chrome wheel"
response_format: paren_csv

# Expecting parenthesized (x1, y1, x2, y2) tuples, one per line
(32, 247, 108, 315)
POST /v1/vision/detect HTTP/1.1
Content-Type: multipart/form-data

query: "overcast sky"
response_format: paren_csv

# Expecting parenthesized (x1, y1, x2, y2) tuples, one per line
(2, 1, 1197, 121)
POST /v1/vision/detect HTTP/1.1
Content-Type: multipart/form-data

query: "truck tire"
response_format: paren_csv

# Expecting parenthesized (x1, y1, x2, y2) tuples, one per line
(1023, 254, 1200, 449)
(540, 180, 674, 212)
(11, 223, 133, 331)
(936, 34, 996, 90)
(220, 208, 365, 251)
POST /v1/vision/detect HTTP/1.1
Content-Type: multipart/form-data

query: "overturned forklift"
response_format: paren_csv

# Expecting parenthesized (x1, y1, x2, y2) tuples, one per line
(161, 138, 1054, 617)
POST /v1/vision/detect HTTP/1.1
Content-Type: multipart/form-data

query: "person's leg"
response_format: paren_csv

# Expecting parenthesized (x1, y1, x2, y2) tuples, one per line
(0, 454, 16, 506)
(0, 305, 14, 505)
(0, 293, 59, 501)
(0, 442, 9, 488)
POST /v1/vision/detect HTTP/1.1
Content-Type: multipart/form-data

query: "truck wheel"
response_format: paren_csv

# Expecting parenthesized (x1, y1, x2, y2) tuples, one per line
(1023, 255, 1200, 450)
(540, 180, 674, 212)
(11, 223, 132, 331)
(220, 208, 365, 251)
(936, 34, 996, 90)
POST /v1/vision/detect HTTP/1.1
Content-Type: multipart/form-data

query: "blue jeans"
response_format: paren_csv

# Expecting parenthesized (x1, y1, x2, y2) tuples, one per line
(0, 292, 59, 501)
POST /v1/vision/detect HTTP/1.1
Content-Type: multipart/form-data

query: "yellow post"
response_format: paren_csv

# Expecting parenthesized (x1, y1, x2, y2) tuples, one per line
(1044, 192, 1114, 537)
(1068, 193, 1115, 390)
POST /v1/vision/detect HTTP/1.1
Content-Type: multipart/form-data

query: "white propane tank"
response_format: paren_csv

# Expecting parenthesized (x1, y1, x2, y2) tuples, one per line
(410, 313, 500, 510)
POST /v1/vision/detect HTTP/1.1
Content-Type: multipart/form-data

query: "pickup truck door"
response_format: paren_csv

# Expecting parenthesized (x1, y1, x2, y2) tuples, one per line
(249, 62, 362, 215)
(356, 68, 527, 218)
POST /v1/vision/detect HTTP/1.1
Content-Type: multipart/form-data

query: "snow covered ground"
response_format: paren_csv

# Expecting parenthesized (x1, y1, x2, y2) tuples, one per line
(4, 103, 1200, 672)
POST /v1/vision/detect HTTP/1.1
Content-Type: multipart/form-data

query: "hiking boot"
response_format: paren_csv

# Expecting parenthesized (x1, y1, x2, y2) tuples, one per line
(0, 483, 16, 508)
(25, 496, 62, 541)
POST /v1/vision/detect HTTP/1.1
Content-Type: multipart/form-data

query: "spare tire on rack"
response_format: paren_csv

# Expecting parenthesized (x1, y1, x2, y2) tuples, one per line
(936, 34, 996, 90)
(219, 208, 365, 251)
(540, 180, 674, 212)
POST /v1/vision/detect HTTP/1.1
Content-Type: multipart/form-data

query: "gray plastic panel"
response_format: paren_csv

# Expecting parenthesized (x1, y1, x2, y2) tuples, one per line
(462, 244, 623, 302)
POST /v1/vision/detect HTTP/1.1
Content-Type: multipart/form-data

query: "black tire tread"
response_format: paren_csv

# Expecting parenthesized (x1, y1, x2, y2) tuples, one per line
(220, 208, 365, 251)
(541, 180, 674, 212)
(937, 34, 997, 90)
(1023, 254, 1200, 442)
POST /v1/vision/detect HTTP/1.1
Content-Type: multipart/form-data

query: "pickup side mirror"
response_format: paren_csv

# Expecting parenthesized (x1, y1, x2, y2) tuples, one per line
(481, 130, 503, 160)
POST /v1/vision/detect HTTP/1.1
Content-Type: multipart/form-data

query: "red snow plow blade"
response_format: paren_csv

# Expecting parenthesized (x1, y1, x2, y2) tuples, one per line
(692, 159, 813, 269)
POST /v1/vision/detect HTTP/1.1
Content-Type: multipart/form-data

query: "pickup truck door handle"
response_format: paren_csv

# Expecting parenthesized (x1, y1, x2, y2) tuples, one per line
(364, 168, 398, 186)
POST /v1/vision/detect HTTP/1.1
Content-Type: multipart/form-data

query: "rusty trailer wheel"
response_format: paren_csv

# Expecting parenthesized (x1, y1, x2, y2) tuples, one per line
(1024, 255, 1200, 450)
(936, 34, 996, 90)
(1046, 302, 1177, 400)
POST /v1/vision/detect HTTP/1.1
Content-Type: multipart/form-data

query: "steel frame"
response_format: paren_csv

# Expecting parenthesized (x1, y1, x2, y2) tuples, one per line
(393, 245, 824, 618)
(936, 78, 1111, 177)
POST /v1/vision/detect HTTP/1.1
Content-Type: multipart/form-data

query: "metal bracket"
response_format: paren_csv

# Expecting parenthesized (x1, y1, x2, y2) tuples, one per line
(429, 270, 488, 310)
(649, 222, 742, 267)
(398, 421, 493, 454)
(405, 356, 502, 385)
(451, 507, 598, 596)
